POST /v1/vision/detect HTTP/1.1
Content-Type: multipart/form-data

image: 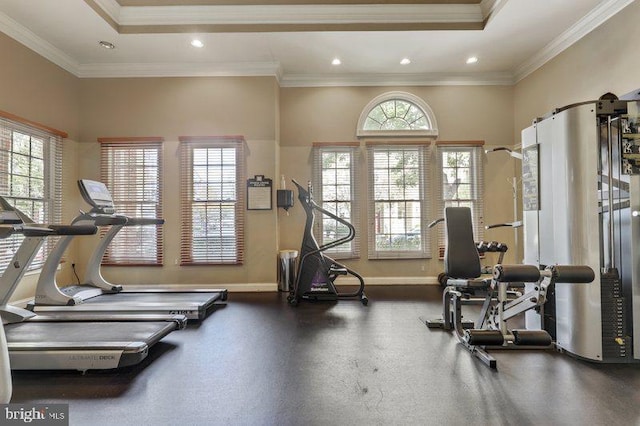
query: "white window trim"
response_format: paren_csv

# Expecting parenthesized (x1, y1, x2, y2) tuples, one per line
(0, 117, 63, 272)
(436, 143, 485, 255)
(99, 138, 164, 265)
(312, 144, 360, 259)
(367, 143, 432, 260)
(356, 91, 439, 138)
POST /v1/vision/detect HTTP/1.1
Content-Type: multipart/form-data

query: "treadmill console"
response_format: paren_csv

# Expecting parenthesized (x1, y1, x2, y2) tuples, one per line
(78, 179, 115, 214)
(0, 196, 26, 224)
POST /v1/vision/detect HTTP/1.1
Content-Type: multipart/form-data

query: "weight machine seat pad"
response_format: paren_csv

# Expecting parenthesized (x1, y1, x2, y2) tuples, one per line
(493, 264, 541, 283)
(444, 207, 481, 279)
(550, 265, 595, 283)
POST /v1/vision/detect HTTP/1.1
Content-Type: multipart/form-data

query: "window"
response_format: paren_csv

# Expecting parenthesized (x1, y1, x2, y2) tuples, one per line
(436, 142, 485, 256)
(357, 91, 438, 138)
(367, 143, 431, 259)
(99, 138, 164, 265)
(358, 92, 436, 259)
(0, 115, 63, 271)
(179, 136, 246, 265)
(312, 143, 360, 258)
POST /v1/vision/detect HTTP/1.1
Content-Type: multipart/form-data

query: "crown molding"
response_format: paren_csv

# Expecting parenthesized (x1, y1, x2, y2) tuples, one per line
(280, 72, 515, 87)
(76, 61, 282, 78)
(87, 1, 489, 29)
(116, 4, 482, 26)
(90, 0, 122, 21)
(480, 0, 507, 24)
(513, 0, 635, 83)
(0, 1, 630, 86)
(0, 11, 80, 76)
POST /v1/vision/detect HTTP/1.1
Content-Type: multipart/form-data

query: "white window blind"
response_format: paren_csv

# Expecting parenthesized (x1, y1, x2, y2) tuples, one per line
(436, 142, 485, 257)
(0, 115, 63, 271)
(99, 137, 164, 265)
(311, 143, 360, 259)
(367, 142, 431, 259)
(179, 136, 246, 265)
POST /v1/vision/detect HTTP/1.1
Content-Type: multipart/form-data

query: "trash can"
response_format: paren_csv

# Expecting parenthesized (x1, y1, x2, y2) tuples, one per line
(278, 250, 298, 292)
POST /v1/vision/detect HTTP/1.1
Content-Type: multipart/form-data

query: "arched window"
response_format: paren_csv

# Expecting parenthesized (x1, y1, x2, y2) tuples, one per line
(358, 92, 437, 259)
(356, 91, 438, 138)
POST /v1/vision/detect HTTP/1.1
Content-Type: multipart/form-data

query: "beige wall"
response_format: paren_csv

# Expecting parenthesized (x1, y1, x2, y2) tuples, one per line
(0, 33, 82, 301)
(76, 77, 280, 288)
(279, 86, 518, 279)
(514, 1, 640, 140)
(0, 33, 80, 140)
(2, 0, 638, 295)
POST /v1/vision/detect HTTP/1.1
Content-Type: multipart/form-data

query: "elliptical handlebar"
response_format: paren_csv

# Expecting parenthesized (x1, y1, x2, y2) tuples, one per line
(428, 218, 444, 228)
(291, 179, 356, 253)
(485, 221, 523, 229)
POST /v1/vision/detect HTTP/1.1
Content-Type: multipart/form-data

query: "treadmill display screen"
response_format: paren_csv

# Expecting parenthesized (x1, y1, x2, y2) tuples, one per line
(79, 180, 114, 208)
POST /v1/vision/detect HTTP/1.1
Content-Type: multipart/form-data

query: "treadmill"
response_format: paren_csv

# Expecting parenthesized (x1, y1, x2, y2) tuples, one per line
(0, 198, 185, 371)
(0, 319, 9, 402)
(29, 179, 227, 321)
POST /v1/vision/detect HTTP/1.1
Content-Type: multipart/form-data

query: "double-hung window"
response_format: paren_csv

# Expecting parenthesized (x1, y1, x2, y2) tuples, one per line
(367, 143, 431, 259)
(436, 142, 485, 256)
(99, 137, 164, 265)
(357, 92, 438, 260)
(311, 143, 360, 259)
(0, 115, 63, 271)
(179, 136, 246, 265)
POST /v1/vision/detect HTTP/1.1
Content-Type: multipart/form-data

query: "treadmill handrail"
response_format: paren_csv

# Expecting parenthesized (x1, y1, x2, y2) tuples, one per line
(125, 217, 165, 226)
(73, 213, 127, 227)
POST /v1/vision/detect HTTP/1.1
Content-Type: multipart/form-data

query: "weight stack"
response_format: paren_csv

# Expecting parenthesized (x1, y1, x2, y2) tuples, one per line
(600, 269, 629, 360)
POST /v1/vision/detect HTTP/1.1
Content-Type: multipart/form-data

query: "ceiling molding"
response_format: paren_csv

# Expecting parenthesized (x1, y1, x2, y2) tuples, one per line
(0, 12, 80, 76)
(513, 0, 635, 83)
(86, 0, 493, 33)
(480, 0, 507, 25)
(76, 61, 282, 78)
(279, 72, 515, 87)
(0, 1, 629, 87)
(115, 0, 483, 5)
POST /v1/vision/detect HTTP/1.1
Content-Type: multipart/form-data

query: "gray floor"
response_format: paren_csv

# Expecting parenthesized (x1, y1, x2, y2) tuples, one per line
(9, 286, 640, 425)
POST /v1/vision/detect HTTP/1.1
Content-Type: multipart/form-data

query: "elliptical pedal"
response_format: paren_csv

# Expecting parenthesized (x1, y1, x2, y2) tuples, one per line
(329, 266, 348, 276)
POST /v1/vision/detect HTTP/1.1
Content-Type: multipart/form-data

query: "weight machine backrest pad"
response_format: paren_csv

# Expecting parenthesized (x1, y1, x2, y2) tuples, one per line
(444, 207, 481, 279)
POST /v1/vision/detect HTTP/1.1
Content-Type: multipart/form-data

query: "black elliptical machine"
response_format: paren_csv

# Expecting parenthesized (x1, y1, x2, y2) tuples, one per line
(288, 180, 367, 306)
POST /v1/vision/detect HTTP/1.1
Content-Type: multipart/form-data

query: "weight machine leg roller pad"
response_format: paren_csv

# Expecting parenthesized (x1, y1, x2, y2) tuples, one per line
(464, 329, 504, 346)
(552, 265, 595, 283)
(493, 264, 541, 282)
(511, 329, 552, 346)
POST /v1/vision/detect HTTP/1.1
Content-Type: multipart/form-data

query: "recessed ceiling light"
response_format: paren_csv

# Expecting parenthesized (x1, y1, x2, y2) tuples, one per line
(331, 58, 341, 66)
(191, 39, 204, 48)
(466, 56, 478, 64)
(98, 41, 115, 50)
(400, 58, 411, 65)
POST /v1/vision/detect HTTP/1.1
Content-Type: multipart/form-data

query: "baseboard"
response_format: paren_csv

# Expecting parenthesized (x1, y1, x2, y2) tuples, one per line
(225, 283, 278, 292)
(228, 276, 440, 292)
(330, 276, 440, 286)
(10, 279, 440, 301)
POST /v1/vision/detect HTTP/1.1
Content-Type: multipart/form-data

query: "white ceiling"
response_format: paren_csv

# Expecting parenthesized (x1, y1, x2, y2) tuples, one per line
(0, 0, 632, 86)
